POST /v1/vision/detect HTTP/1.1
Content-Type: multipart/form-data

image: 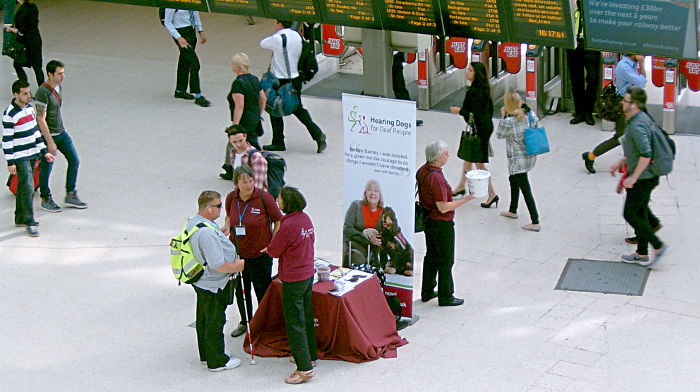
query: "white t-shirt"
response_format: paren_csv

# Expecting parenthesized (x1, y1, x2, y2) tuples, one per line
(260, 28, 302, 79)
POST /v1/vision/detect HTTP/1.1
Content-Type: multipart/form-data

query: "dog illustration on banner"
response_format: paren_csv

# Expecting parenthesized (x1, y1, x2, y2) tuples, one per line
(377, 207, 413, 276)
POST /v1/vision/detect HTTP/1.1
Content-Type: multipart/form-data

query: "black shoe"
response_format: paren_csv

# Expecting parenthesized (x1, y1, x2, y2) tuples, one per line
(570, 115, 584, 125)
(480, 195, 499, 209)
(439, 297, 464, 307)
(194, 96, 211, 107)
(452, 189, 466, 197)
(582, 152, 596, 174)
(219, 164, 233, 180)
(625, 224, 662, 244)
(416, 119, 424, 126)
(421, 291, 438, 303)
(584, 114, 595, 126)
(263, 144, 286, 152)
(316, 134, 327, 153)
(230, 323, 247, 337)
(174, 91, 194, 100)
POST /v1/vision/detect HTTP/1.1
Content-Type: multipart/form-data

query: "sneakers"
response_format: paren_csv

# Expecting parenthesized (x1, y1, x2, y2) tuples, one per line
(499, 211, 518, 219)
(582, 152, 596, 174)
(639, 244, 669, 268)
(174, 91, 194, 100)
(621, 253, 649, 263)
(438, 297, 465, 306)
(65, 191, 88, 209)
(26, 225, 39, 237)
(194, 96, 211, 107)
(208, 357, 241, 372)
(316, 134, 327, 154)
(522, 223, 541, 232)
(41, 197, 63, 213)
(230, 323, 247, 338)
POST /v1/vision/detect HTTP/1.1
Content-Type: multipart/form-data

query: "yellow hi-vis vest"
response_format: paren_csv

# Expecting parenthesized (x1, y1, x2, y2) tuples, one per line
(170, 221, 216, 285)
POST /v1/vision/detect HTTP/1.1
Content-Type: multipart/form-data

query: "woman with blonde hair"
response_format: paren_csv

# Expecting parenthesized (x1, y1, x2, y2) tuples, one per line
(496, 91, 540, 231)
(342, 180, 384, 267)
(220, 52, 266, 180)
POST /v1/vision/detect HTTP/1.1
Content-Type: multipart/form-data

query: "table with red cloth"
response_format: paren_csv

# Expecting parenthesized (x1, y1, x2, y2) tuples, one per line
(243, 276, 408, 363)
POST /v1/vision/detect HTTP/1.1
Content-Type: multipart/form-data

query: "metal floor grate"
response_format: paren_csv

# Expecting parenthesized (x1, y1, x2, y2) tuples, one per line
(555, 258, 651, 296)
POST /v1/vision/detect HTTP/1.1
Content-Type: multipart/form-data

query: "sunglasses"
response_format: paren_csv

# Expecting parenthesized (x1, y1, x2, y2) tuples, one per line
(208, 203, 222, 209)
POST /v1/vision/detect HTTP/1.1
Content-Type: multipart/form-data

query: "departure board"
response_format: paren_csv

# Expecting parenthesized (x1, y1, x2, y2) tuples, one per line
(209, 0, 266, 16)
(504, 0, 574, 48)
(90, 0, 156, 6)
(319, 0, 381, 29)
(442, 0, 506, 41)
(376, 0, 443, 35)
(262, 0, 320, 22)
(156, 0, 208, 11)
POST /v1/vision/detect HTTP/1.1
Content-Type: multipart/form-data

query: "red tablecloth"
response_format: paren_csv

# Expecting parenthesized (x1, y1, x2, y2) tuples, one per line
(243, 276, 408, 363)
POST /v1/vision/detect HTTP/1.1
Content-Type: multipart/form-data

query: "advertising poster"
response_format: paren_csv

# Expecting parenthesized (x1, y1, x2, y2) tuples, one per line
(342, 93, 416, 318)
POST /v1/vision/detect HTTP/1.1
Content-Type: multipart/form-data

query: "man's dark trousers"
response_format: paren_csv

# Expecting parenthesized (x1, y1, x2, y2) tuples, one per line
(194, 279, 233, 369)
(174, 26, 200, 94)
(624, 177, 663, 255)
(566, 46, 601, 119)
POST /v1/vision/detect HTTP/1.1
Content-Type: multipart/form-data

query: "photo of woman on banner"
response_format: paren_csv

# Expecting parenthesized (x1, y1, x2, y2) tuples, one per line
(342, 180, 384, 267)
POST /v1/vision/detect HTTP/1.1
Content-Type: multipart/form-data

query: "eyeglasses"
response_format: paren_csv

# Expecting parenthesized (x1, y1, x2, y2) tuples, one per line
(208, 204, 222, 209)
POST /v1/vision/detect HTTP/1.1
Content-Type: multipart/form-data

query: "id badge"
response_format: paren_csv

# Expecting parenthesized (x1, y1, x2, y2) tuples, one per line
(234, 225, 246, 236)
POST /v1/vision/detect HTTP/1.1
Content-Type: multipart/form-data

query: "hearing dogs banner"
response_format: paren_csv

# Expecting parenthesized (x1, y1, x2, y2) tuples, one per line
(342, 93, 416, 318)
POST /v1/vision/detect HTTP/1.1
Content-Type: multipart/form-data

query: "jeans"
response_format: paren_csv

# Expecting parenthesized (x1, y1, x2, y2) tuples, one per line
(39, 131, 80, 200)
(508, 172, 539, 224)
(281, 277, 317, 372)
(174, 27, 200, 94)
(2, 0, 14, 52)
(422, 219, 455, 303)
(624, 177, 663, 255)
(234, 254, 273, 324)
(269, 78, 324, 146)
(566, 47, 601, 117)
(194, 279, 234, 369)
(14, 158, 36, 225)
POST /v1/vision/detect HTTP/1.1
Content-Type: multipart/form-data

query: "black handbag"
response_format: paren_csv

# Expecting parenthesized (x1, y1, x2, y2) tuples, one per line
(457, 114, 484, 162)
(414, 168, 436, 233)
(6, 38, 29, 66)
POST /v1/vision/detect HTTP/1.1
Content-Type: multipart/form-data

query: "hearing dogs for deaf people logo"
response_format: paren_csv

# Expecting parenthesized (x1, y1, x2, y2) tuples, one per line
(347, 105, 413, 137)
(348, 105, 369, 134)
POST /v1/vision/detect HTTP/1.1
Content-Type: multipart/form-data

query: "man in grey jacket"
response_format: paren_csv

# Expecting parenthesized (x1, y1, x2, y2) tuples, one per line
(609, 87, 668, 267)
(188, 190, 245, 371)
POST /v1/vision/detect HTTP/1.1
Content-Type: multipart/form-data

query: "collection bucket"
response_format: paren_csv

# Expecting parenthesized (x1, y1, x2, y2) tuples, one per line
(466, 170, 491, 197)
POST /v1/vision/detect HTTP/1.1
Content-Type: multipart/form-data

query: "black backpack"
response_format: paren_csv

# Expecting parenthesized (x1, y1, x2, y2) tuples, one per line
(645, 113, 676, 176)
(248, 149, 286, 198)
(297, 35, 318, 82)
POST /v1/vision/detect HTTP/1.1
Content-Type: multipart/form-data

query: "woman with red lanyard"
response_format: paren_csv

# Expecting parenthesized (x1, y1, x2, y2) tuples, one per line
(223, 165, 282, 338)
(264, 186, 317, 384)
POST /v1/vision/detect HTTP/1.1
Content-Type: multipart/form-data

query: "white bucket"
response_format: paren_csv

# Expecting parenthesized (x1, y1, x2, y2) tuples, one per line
(466, 170, 491, 198)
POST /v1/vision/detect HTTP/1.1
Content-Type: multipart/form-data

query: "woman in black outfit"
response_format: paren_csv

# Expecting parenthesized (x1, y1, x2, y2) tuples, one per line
(450, 62, 498, 208)
(5, 0, 43, 85)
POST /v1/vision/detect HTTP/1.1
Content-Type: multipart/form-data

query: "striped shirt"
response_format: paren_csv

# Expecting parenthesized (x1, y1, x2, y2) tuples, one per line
(2, 101, 46, 166)
(230, 145, 268, 190)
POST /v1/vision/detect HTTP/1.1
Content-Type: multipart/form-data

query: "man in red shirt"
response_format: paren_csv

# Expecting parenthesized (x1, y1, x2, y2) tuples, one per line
(417, 140, 474, 306)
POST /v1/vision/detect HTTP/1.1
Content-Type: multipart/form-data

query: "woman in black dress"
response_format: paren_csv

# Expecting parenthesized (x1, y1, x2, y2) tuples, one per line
(450, 62, 498, 208)
(5, 0, 43, 85)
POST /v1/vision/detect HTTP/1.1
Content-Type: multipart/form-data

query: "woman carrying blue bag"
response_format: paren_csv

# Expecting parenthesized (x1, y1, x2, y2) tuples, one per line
(496, 91, 541, 232)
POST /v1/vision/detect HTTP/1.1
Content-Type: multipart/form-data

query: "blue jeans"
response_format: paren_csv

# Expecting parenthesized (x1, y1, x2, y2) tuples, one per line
(40, 132, 80, 199)
(2, 0, 14, 52)
(14, 158, 36, 225)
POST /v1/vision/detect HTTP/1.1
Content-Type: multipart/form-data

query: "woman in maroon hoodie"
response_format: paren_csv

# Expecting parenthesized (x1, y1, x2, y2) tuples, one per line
(265, 186, 317, 384)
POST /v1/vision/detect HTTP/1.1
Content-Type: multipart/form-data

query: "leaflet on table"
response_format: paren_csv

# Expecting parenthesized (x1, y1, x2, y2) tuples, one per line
(329, 270, 373, 297)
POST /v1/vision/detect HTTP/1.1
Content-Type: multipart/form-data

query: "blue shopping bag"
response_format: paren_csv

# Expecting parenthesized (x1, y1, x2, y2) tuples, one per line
(524, 112, 550, 156)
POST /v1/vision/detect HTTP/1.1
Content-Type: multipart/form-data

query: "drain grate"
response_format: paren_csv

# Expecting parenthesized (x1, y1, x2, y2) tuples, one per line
(555, 258, 651, 296)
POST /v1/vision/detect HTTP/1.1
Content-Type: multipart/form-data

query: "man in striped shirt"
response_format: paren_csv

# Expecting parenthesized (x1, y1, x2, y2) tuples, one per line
(226, 125, 267, 191)
(2, 79, 54, 237)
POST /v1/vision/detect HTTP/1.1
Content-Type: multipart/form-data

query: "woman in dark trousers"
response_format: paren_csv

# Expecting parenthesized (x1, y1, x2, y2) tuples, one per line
(264, 187, 317, 384)
(223, 165, 282, 338)
(450, 62, 498, 207)
(220, 52, 266, 180)
(4, 0, 43, 85)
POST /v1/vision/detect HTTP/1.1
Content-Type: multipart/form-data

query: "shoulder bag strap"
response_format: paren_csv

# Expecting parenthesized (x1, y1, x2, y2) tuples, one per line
(281, 34, 292, 80)
(41, 83, 61, 106)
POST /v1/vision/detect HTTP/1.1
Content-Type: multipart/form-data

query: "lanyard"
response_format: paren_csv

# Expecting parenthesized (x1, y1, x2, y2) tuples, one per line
(237, 199, 251, 225)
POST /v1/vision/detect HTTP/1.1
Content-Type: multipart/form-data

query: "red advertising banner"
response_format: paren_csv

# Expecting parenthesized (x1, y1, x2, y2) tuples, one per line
(680, 60, 700, 92)
(498, 42, 521, 74)
(651, 57, 666, 88)
(446, 37, 468, 69)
